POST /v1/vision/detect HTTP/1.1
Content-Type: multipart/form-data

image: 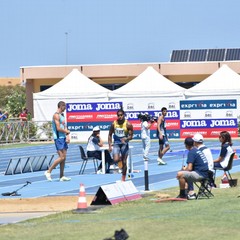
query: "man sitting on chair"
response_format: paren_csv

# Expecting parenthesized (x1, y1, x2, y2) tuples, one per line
(187, 133, 216, 199)
(176, 137, 209, 199)
(193, 133, 215, 186)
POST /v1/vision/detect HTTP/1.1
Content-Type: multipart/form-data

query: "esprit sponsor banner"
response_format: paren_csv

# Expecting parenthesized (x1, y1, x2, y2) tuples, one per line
(180, 128, 238, 138)
(67, 112, 117, 122)
(166, 129, 180, 139)
(132, 131, 141, 140)
(180, 118, 237, 129)
(66, 102, 122, 112)
(67, 122, 112, 131)
(180, 99, 237, 110)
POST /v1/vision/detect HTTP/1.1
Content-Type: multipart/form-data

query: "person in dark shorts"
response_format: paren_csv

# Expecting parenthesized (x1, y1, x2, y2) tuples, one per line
(108, 108, 133, 181)
(157, 107, 170, 165)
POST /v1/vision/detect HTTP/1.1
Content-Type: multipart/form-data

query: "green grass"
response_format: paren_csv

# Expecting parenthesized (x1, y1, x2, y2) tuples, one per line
(0, 142, 52, 149)
(1, 174, 240, 240)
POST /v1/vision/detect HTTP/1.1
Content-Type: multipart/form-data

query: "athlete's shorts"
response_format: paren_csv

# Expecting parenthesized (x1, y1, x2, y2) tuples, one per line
(112, 143, 129, 157)
(182, 171, 204, 182)
(158, 135, 169, 146)
(54, 138, 68, 151)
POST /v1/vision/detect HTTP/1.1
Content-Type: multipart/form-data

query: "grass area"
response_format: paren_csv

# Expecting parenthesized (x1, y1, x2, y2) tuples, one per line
(0, 142, 52, 149)
(0, 174, 240, 240)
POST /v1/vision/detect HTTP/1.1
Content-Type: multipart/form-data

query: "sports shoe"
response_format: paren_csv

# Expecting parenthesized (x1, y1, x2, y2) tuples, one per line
(44, 171, 52, 181)
(60, 176, 71, 181)
(115, 164, 119, 169)
(157, 158, 167, 165)
(97, 169, 103, 174)
(210, 182, 217, 188)
(187, 193, 197, 200)
(109, 165, 115, 170)
(176, 194, 187, 199)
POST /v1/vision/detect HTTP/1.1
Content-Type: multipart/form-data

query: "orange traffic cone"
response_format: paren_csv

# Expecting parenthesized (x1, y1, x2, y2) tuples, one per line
(73, 183, 89, 213)
(234, 150, 238, 159)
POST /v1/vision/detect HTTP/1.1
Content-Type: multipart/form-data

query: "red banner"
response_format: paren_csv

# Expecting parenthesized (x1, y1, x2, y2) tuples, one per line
(180, 128, 238, 138)
(67, 112, 117, 122)
(130, 120, 180, 131)
(166, 120, 180, 130)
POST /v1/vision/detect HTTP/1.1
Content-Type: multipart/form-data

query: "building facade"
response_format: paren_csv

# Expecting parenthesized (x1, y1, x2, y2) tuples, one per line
(20, 61, 240, 116)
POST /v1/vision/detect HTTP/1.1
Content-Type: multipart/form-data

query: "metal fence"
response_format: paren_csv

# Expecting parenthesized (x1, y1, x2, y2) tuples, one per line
(1, 119, 239, 144)
(0, 120, 53, 144)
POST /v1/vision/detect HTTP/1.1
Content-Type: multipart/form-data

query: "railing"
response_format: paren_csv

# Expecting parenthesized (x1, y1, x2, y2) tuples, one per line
(0, 120, 53, 144)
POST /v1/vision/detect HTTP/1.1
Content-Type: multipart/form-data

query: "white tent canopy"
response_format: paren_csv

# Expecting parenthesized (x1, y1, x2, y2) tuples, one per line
(184, 64, 240, 97)
(34, 68, 110, 99)
(33, 69, 110, 121)
(108, 66, 185, 98)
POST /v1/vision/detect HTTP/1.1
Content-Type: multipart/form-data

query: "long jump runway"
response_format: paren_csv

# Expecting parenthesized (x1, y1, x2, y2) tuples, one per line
(0, 140, 240, 199)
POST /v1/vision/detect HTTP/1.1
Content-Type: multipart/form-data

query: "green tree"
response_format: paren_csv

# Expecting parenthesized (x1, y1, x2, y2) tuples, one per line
(0, 85, 26, 117)
(0, 86, 15, 108)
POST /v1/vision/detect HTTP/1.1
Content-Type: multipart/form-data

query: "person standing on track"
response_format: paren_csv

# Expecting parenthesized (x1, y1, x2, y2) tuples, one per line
(108, 108, 133, 181)
(140, 113, 154, 160)
(157, 107, 170, 165)
(45, 101, 71, 181)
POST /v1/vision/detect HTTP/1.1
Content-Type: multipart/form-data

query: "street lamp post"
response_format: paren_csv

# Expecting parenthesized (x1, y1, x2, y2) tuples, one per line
(65, 32, 68, 65)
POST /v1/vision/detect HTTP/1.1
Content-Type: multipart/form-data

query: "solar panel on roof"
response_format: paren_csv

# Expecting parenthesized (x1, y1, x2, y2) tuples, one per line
(170, 50, 189, 62)
(225, 48, 240, 60)
(189, 49, 207, 62)
(170, 48, 240, 62)
(206, 49, 226, 61)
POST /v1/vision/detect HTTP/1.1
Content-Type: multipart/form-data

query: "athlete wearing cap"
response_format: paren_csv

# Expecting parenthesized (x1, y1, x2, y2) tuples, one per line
(193, 133, 214, 173)
(87, 126, 113, 173)
(186, 133, 215, 199)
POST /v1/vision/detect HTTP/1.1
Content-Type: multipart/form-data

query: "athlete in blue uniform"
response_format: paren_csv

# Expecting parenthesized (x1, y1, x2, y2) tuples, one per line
(45, 101, 71, 181)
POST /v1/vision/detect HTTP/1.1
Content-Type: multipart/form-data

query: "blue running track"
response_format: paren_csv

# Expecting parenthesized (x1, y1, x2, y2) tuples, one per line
(0, 140, 240, 199)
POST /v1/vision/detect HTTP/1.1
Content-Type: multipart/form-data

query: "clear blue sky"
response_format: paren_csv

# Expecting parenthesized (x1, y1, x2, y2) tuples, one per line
(1, 0, 240, 77)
